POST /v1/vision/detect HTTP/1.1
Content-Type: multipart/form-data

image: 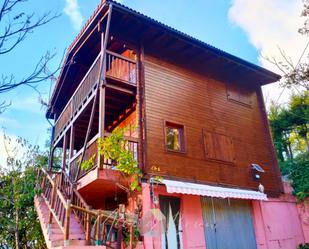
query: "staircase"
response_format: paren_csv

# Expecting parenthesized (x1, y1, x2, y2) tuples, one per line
(35, 168, 136, 249)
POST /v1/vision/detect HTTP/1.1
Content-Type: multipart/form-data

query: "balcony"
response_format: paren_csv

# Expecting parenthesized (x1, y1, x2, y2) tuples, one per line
(53, 50, 138, 143)
(67, 133, 138, 208)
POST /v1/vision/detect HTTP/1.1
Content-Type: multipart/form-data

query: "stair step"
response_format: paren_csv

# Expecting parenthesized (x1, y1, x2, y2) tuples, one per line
(49, 233, 85, 241)
(51, 238, 88, 248)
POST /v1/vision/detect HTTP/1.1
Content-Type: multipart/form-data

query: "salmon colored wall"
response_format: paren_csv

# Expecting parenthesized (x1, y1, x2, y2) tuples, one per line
(252, 182, 308, 249)
(297, 201, 309, 242)
(141, 183, 206, 249)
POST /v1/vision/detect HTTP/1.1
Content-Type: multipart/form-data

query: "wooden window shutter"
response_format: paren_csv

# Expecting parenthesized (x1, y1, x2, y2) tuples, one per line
(203, 130, 235, 163)
(226, 84, 252, 107)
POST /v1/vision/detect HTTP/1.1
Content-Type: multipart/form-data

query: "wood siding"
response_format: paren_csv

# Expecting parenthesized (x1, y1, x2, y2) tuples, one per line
(143, 54, 282, 196)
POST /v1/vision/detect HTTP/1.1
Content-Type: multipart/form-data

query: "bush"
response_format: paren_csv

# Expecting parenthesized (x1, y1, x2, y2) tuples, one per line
(279, 153, 309, 201)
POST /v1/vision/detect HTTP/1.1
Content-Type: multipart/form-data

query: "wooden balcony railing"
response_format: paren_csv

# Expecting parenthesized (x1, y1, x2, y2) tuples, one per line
(53, 50, 137, 142)
(106, 50, 137, 85)
(54, 54, 101, 140)
(68, 134, 138, 181)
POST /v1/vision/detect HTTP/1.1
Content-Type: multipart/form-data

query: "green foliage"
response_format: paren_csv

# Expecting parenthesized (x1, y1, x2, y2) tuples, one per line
(0, 135, 47, 248)
(288, 153, 309, 201)
(298, 243, 309, 249)
(269, 92, 309, 201)
(98, 127, 142, 191)
(80, 153, 96, 171)
(123, 227, 141, 248)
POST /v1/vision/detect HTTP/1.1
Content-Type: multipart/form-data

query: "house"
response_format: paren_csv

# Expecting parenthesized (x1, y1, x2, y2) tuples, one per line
(35, 1, 309, 248)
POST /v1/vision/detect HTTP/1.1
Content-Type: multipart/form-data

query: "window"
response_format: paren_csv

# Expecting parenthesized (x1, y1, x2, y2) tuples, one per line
(165, 122, 185, 153)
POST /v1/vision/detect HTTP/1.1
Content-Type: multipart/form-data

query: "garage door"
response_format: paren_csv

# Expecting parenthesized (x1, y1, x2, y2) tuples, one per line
(201, 197, 257, 249)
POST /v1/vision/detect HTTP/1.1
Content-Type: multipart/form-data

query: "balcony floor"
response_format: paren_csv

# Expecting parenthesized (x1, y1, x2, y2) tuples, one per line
(77, 167, 128, 209)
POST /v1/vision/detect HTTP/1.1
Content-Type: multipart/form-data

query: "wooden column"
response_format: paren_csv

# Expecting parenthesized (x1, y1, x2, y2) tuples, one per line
(64, 199, 71, 246)
(98, 32, 106, 169)
(62, 132, 68, 171)
(74, 4, 112, 181)
(97, 4, 112, 168)
(69, 125, 75, 159)
(137, 44, 146, 171)
(68, 125, 75, 178)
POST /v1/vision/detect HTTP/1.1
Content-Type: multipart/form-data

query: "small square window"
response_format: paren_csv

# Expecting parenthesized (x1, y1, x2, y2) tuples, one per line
(165, 122, 185, 153)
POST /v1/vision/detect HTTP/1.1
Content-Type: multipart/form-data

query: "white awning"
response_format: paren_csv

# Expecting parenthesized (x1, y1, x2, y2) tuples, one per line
(161, 179, 267, 201)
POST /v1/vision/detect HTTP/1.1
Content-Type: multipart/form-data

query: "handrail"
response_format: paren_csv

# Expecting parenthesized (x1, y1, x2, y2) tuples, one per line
(55, 54, 101, 127)
(37, 167, 136, 247)
(106, 50, 136, 63)
(69, 133, 99, 164)
(54, 54, 101, 140)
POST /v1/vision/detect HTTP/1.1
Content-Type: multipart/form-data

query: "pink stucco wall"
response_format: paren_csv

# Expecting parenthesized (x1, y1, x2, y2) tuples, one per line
(141, 183, 206, 249)
(140, 182, 308, 249)
(252, 181, 309, 249)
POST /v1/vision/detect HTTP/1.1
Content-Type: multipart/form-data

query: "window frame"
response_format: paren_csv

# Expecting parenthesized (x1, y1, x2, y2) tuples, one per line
(164, 121, 186, 154)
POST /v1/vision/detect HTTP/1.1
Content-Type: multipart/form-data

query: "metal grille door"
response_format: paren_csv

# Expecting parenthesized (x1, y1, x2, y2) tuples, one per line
(201, 197, 257, 249)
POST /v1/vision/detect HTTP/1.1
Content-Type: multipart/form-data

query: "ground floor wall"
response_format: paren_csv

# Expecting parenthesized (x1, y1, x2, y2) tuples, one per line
(140, 182, 309, 249)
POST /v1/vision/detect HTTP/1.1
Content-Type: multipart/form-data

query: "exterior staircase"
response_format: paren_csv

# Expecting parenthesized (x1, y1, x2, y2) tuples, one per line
(35, 168, 136, 249)
(35, 196, 92, 248)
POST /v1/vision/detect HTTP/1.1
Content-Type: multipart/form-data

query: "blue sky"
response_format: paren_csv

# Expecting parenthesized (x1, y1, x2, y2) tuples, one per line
(0, 0, 306, 159)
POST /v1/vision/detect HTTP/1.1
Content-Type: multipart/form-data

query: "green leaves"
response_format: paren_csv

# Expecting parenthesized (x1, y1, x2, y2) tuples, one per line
(269, 91, 309, 201)
(98, 127, 142, 191)
(0, 135, 47, 248)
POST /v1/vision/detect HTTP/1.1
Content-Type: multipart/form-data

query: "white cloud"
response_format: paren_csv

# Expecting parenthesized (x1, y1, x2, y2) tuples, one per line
(228, 0, 307, 106)
(11, 96, 43, 114)
(64, 0, 84, 30)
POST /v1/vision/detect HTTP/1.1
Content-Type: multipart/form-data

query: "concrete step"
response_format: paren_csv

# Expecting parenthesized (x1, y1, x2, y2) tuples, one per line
(49, 233, 85, 241)
(50, 238, 88, 248)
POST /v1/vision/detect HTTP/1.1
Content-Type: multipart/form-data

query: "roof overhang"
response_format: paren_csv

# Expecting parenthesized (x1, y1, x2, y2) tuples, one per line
(162, 179, 267, 201)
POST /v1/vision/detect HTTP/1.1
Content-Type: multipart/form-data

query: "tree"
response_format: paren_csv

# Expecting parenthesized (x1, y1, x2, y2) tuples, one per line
(0, 134, 48, 249)
(0, 0, 60, 113)
(268, 92, 309, 201)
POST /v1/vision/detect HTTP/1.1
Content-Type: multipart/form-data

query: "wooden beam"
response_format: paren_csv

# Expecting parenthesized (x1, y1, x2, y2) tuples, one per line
(106, 83, 135, 95)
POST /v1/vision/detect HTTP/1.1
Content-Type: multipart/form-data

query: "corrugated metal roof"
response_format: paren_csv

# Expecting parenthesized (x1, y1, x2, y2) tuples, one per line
(66, 0, 280, 80)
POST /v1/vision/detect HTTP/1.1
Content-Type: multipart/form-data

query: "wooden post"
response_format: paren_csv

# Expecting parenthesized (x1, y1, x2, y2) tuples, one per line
(137, 44, 146, 171)
(95, 215, 102, 245)
(98, 32, 106, 169)
(64, 199, 71, 246)
(48, 177, 58, 227)
(129, 225, 133, 249)
(62, 132, 68, 170)
(85, 212, 91, 244)
(74, 4, 112, 181)
(69, 125, 75, 159)
(117, 204, 125, 249)
(61, 133, 68, 187)
(68, 125, 75, 180)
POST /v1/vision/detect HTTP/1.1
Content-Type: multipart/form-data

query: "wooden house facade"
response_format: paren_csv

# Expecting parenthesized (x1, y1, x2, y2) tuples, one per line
(34, 1, 309, 249)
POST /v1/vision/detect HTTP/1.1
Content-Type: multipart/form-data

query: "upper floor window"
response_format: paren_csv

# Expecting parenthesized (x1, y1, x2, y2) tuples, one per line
(165, 122, 185, 153)
(226, 84, 252, 107)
